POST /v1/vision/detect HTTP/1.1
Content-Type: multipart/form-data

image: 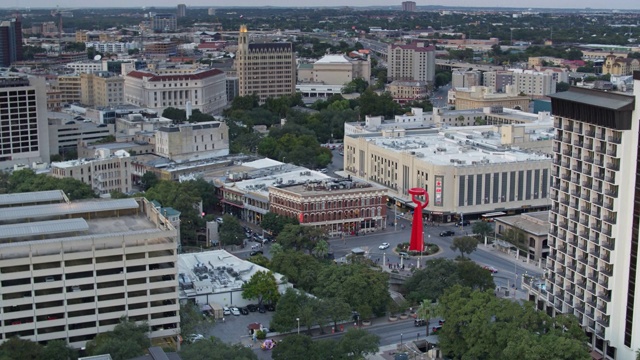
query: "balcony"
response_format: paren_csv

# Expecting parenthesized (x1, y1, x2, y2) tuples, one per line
(605, 188, 618, 197)
(560, 185, 569, 192)
(601, 267, 613, 277)
(598, 277, 609, 288)
(571, 165, 582, 172)
(563, 149, 572, 156)
(560, 198, 570, 205)
(605, 175, 615, 183)
(601, 251, 611, 262)
(573, 152, 582, 159)
(570, 190, 580, 197)
(602, 228, 612, 236)
(606, 148, 617, 157)
(604, 202, 614, 211)
(573, 140, 583, 147)
(602, 240, 615, 251)
(579, 231, 589, 238)
(589, 248, 600, 257)
(563, 137, 572, 144)
(608, 136, 621, 144)
(594, 158, 603, 166)
(584, 142, 594, 150)
(598, 292, 611, 302)
(592, 224, 602, 232)
(582, 181, 592, 188)
(564, 125, 574, 132)
(582, 167, 592, 175)
(586, 297, 597, 308)
(591, 198, 603, 206)
(552, 158, 562, 165)
(580, 192, 591, 200)
(579, 219, 590, 226)
(606, 162, 620, 171)
(604, 215, 617, 224)
(595, 146, 604, 154)
(554, 302, 563, 312)
(594, 173, 604, 180)
(593, 185, 603, 192)
(570, 202, 580, 210)
(569, 213, 579, 221)
(585, 130, 595, 137)
(575, 303, 586, 313)
(590, 209, 600, 217)
(589, 235, 600, 244)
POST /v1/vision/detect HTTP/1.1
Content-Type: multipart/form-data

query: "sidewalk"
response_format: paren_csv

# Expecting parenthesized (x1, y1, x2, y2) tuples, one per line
(476, 242, 544, 274)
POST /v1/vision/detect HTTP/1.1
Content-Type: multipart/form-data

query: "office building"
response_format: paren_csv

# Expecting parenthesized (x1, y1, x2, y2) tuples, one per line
(269, 178, 388, 236)
(483, 70, 557, 97)
(47, 114, 114, 155)
(452, 69, 482, 89)
(297, 54, 371, 87)
(81, 72, 125, 107)
(494, 211, 550, 262)
(66, 60, 105, 74)
(385, 80, 428, 103)
(0, 191, 180, 349)
(388, 41, 436, 84)
(176, 4, 186, 18)
(529, 79, 640, 359)
(235, 25, 296, 101)
(452, 86, 530, 111)
(344, 126, 551, 222)
(50, 149, 132, 195)
(124, 67, 227, 115)
(0, 73, 50, 169)
(401, 1, 417, 11)
(149, 13, 177, 32)
(51, 75, 82, 105)
(0, 17, 23, 67)
(156, 121, 229, 162)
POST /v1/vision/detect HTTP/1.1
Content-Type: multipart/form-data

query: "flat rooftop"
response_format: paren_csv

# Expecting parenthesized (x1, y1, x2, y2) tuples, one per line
(366, 129, 550, 166)
(271, 178, 385, 196)
(495, 211, 549, 236)
(177, 250, 286, 298)
(0, 190, 66, 207)
(229, 168, 330, 197)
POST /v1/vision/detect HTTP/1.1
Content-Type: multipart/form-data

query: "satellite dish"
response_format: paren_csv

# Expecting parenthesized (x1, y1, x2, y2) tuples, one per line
(94, 55, 102, 61)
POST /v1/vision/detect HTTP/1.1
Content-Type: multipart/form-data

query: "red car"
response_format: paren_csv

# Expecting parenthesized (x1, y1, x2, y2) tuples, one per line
(483, 266, 498, 273)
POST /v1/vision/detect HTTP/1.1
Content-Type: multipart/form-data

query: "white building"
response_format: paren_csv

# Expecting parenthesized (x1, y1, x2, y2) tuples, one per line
(155, 121, 229, 162)
(0, 192, 180, 349)
(526, 78, 640, 360)
(50, 149, 132, 195)
(86, 41, 139, 55)
(483, 69, 557, 97)
(124, 67, 227, 115)
(66, 60, 105, 74)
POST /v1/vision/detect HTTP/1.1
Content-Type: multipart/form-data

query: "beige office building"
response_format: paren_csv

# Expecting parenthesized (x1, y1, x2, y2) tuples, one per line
(235, 25, 296, 101)
(50, 149, 132, 195)
(0, 191, 180, 349)
(155, 121, 229, 162)
(54, 75, 82, 105)
(81, 72, 125, 107)
(452, 86, 530, 111)
(344, 127, 551, 222)
(387, 41, 436, 84)
(297, 54, 370, 86)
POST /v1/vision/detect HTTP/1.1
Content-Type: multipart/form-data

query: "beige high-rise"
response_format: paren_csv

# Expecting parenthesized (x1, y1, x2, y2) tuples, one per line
(235, 25, 296, 102)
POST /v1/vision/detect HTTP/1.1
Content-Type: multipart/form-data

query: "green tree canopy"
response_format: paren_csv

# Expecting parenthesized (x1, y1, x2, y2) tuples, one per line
(242, 270, 280, 306)
(219, 214, 244, 246)
(471, 221, 494, 240)
(85, 317, 150, 360)
(180, 337, 257, 360)
(261, 212, 299, 235)
(4, 169, 96, 200)
(450, 236, 478, 259)
(271, 288, 322, 333)
(0, 337, 42, 360)
(276, 224, 327, 252)
(140, 171, 159, 191)
(270, 250, 321, 291)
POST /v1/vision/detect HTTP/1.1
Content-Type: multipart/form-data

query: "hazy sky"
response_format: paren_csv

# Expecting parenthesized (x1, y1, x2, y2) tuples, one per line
(6, 0, 640, 10)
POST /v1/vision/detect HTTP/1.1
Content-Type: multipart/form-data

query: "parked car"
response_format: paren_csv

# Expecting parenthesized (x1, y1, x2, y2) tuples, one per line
(432, 325, 443, 333)
(414, 319, 426, 327)
(187, 334, 204, 343)
(216, 217, 224, 224)
(439, 230, 455, 237)
(247, 304, 258, 312)
(250, 250, 264, 256)
(223, 307, 231, 316)
(379, 242, 390, 250)
(240, 307, 249, 315)
(231, 307, 241, 316)
(265, 304, 276, 312)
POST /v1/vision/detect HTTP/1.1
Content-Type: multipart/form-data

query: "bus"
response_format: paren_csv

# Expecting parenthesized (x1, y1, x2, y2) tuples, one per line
(481, 211, 506, 222)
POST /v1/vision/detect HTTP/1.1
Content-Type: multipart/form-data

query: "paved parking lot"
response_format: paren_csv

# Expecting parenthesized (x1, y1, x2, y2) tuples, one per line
(206, 308, 276, 345)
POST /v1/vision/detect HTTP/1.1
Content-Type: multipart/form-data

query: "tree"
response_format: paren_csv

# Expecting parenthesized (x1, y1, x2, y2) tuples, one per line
(180, 337, 257, 360)
(337, 328, 380, 359)
(85, 317, 150, 360)
(6, 169, 96, 200)
(455, 260, 495, 291)
(219, 214, 244, 246)
(270, 250, 321, 291)
(40, 340, 78, 360)
(323, 297, 352, 332)
(180, 302, 207, 337)
(450, 236, 478, 259)
(272, 334, 319, 360)
(504, 226, 526, 247)
(0, 337, 42, 360)
(556, 81, 570, 92)
(276, 224, 326, 252)
(416, 299, 439, 336)
(261, 212, 299, 235)
(472, 221, 493, 240)
(242, 270, 280, 307)
(403, 258, 461, 303)
(271, 288, 322, 333)
(313, 239, 329, 259)
(162, 107, 187, 123)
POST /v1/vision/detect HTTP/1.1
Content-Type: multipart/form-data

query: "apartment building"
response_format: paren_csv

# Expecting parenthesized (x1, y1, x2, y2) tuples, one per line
(452, 69, 482, 89)
(54, 75, 82, 104)
(150, 13, 177, 32)
(269, 178, 388, 237)
(50, 149, 132, 195)
(155, 121, 229, 162)
(0, 72, 50, 169)
(66, 60, 105, 74)
(603, 54, 640, 76)
(452, 86, 530, 111)
(483, 70, 557, 97)
(86, 42, 137, 55)
(0, 192, 180, 349)
(124, 67, 227, 115)
(529, 79, 640, 360)
(0, 17, 23, 67)
(401, 1, 417, 11)
(80, 72, 125, 107)
(385, 80, 428, 103)
(387, 41, 436, 84)
(176, 4, 186, 18)
(235, 25, 296, 101)
(344, 127, 551, 222)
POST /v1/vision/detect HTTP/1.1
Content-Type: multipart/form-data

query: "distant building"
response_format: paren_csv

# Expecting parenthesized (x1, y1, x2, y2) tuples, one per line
(235, 25, 296, 101)
(150, 13, 177, 32)
(401, 1, 417, 11)
(50, 149, 132, 195)
(386, 80, 428, 103)
(66, 60, 105, 74)
(297, 54, 371, 87)
(388, 41, 436, 84)
(494, 211, 550, 262)
(47, 114, 114, 155)
(483, 70, 557, 97)
(176, 4, 187, 18)
(603, 54, 640, 76)
(0, 73, 50, 169)
(124, 67, 227, 115)
(49, 75, 82, 105)
(155, 121, 229, 162)
(144, 41, 178, 58)
(452, 69, 482, 89)
(0, 17, 23, 67)
(452, 86, 530, 111)
(80, 72, 125, 107)
(208, 8, 216, 16)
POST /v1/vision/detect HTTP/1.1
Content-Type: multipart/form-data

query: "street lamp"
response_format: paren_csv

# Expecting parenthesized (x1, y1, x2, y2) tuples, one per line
(296, 318, 300, 334)
(400, 333, 403, 346)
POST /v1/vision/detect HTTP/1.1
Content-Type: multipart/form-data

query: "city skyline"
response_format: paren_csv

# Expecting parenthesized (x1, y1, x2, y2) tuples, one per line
(3, 1, 640, 10)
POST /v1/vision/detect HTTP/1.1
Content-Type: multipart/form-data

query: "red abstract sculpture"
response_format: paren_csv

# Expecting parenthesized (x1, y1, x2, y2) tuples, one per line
(408, 188, 429, 252)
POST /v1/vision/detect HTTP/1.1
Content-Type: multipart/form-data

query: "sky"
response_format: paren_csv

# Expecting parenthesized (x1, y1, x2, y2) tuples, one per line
(5, 0, 640, 10)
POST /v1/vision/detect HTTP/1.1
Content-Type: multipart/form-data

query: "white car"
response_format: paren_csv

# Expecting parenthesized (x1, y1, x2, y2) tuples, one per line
(223, 306, 231, 315)
(231, 307, 241, 316)
(379, 242, 390, 250)
(187, 334, 204, 343)
(216, 217, 224, 224)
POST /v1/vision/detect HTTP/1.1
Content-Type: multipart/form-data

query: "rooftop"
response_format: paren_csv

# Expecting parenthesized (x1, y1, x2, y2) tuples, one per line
(271, 178, 385, 196)
(0, 190, 66, 207)
(495, 211, 550, 236)
(228, 167, 330, 197)
(315, 54, 351, 64)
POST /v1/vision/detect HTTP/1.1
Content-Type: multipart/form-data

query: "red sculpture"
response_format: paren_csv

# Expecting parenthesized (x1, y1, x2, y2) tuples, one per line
(408, 188, 429, 252)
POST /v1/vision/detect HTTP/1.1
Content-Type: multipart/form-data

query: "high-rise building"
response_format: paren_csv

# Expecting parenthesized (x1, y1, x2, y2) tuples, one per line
(149, 13, 177, 32)
(80, 71, 125, 107)
(539, 77, 640, 360)
(0, 72, 50, 168)
(176, 4, 187, 18)
(388, 41, 436, 85)
(235, 25, 296, 102)
(0, 192, 180, 348)
(401, 1, 417, 11)
(0, 17, 23, 67)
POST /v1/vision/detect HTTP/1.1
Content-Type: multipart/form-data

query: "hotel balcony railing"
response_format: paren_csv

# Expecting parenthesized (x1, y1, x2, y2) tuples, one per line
(605, 188, 618, 197)
(593, 185, 603, 192)
(582, 181, 592, 188)
(597, 317, 610, 327)
(604, 215, 617, 225)
(591, 198, 603, 206)
(590, 209, 600, 217)
(579, 219, 590, 226)
(595, 146, 604, 154)
(602, 228, 612, 236)
(584, 142, 594, 150)
(563, 149, 572, 156)
(606, 148, 617, 157)
(600, 267, 613, 277)
(573, 152, 582, 159)
(586, 298, 597, 308)
(604, 202, 614, 211)
(598, 277, 609, 288)
(602, 240, 615, 251)
(585, 130, 595, 137)
(608, 136, 621, 144)
(594, 173, 604, 180)
(598, 292, 611, 302)
(573, 140, 583, 147)
(605, 175, 615, 183)
(606, 162, 620, 171)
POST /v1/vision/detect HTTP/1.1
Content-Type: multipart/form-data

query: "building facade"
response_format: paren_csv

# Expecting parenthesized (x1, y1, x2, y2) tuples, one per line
(401, 1, 417, 11)
(176, 4, 186, 18)
(452, 69, 482, 89)
(0, 17, 23, 67)
(344, 128, 551, 222)
(269, 179, 388, 237)
(387, 41, 436, 84)
(603, 54, 640, 76)
(81, 72, 125, 107)
(494, 211, 550, 262)
(297, 54, 371, 86)
(0, 73, 50, 169)
(0, 192, 180, 349)
(155, 121, 229, 162)
(386, 80, 428, 103)
(235, 25, 296, 101)
(483, 70, 557, 97)
(54, 75, 82, 105)
(532, 81, 640, 360)
(47, 116, 114, 155)
(66, 60, 105, 74)
(50, 149, 132, 195)
(124, 67, 227, 115)
(150, 13, 177, 32)
(452, 86, 530, 111)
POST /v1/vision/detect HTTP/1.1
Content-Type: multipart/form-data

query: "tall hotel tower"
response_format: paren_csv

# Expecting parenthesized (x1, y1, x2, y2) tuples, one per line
(544, 72, 640, 359)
